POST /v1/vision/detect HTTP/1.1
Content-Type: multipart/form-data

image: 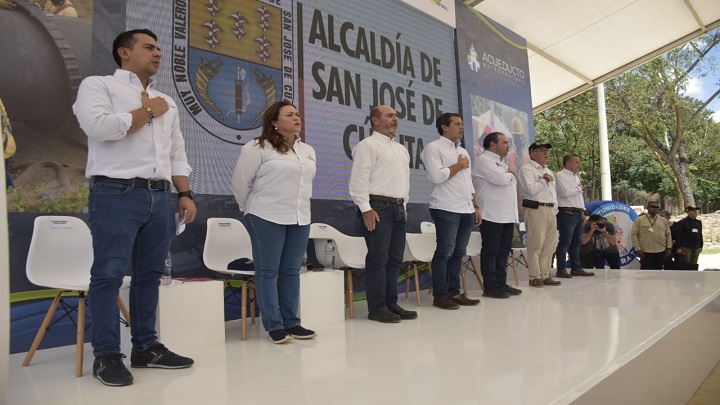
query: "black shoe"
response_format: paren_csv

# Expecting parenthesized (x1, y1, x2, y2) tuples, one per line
(130, 342, 194, 368)
(93, 352, 133, 386)
(433, 296, 460, 310)
(368, 308, 401, 323)
(556, 269, 573, 278)
(543, 277, 562, 286)
(571, 269, 595, 276)
(501, 285, 523, 296)
(451, 294, 480, 306)
(389, 304, 418, 319)
(269, 329, 293, 344)
(286, 325, 317, 339)
(482, 288, 511, 299)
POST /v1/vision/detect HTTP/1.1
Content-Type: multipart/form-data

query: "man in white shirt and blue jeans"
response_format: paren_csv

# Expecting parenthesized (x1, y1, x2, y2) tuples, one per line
(422, 113, 481, 309)
(73, 29, 196, 386)
(349, 105, 416, 323)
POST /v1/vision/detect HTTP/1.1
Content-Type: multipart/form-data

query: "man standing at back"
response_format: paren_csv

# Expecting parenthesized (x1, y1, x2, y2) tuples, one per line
(518, 141, 561, 288)
(73, 29, 197, 386)
(349, 105, 416, 323)
(631, 201, 672, 269)
(421, 113, 481, 310)
(472, 132, 522, 298)
(555, 154, 594, 278)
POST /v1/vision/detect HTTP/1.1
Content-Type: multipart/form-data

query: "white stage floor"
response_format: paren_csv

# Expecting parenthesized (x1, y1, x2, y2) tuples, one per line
(7, 270, 720, 405)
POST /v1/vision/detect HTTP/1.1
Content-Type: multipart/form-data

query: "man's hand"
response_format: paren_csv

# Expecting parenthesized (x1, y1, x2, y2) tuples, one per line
(664, 248, 672, 259)
(142, 91, 170, 118)
(457, 155, 470, 169)
(362, 209, 380, 232)
(637, 250, 645, 259)
(474, 210, 482, 226)
(177, 198, 197, 224)
(676, 248, 684, 255)
(507, 166, 517, 177)
(542, 173, 554, 182)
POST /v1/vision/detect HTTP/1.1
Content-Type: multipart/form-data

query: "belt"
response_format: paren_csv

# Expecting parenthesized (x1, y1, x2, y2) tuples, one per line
(559, 207, 583, 212)
(92, 176, 171, 191)
(538, 202, 554, 207)
(369, 194, 404, 204)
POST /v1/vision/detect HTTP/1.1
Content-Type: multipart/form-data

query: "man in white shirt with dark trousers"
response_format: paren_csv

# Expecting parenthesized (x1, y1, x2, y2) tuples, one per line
(422, 113, 482, 310)
(472, 132, 522, 298)
(349, 105, 416, 323)
(555, 153, 594, 278)
(73, 29, 196, 386)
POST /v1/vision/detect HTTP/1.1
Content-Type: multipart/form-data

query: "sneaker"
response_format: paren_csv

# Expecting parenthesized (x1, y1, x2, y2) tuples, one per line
(269, 329, 293, 344)
(93, 352, 133, 386)
(368, 308, 402, 323)
(130, 342, 194, 368)
(286, 325, 317, 339)
(388, 304, 418, 319)
(543, 277, 562, 286)
(452, 293, 480, 306)
(501, 285, 523, 295)
(482, 288, 511, 299)
(529, 278, 544, 288)
(571, 269, 595, 276)
(433, 296, 460, 309)
(556, 269, 572, 278)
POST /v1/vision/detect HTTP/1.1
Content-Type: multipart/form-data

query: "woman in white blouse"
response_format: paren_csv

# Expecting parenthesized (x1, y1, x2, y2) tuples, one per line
(231, 100, 317, 344)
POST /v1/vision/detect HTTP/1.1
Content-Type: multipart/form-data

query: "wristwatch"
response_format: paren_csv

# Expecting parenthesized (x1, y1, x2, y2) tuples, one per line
(177, 190, 195, 200)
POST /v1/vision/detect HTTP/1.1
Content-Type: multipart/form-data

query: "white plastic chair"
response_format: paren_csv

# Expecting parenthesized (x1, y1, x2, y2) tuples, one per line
(309, 223, 367, 318)
(420, 221, 436, 234)
(203, 218, 256, 340)
(505, 223, 525, 286)
(22, 216, 131, 377)
(404, 233, 437, 305)
(462, 231, 485, 293)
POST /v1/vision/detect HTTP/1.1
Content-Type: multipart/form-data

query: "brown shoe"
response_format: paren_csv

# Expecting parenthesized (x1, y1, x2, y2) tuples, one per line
(433, 296, 460, 310)
(556, 269, 572, 278)
(529, 278, 544, 288)
(452, 294, 480, 306)
(570, 269, 595, 276)
(543, 277, 562, 286)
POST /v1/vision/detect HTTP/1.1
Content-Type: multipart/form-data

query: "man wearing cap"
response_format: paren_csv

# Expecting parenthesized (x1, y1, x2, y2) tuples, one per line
(473, 131, 522, 298)
(631, 201, 672, 270)
(673, 206, 703, 268)
(518, 141, 561, 287)
(554, 154, 594, 277)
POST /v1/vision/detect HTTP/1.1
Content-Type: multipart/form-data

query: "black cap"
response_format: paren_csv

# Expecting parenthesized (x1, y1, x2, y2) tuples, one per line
(529, 141, 552, 152)
(685, 206, 699, 211)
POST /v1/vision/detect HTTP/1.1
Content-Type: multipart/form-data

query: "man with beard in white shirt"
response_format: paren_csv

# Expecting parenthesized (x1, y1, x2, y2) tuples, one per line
(472, 132, 522, 298)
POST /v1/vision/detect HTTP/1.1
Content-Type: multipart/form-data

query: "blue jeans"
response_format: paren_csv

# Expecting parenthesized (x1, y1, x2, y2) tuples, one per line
(556, 210, 583, 271)
(429, 209, 474, 298)
(244, 214, 309, 332)
(479, 220, 514, 291)
(361, 200, 406, 313)
(88, 181, 175, 356)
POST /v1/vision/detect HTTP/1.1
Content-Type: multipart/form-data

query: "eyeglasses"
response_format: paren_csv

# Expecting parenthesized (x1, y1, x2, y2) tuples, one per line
(648, 205, 660, 209)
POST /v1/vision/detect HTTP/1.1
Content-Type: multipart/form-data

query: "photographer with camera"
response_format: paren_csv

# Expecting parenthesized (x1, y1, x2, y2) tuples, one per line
(581, 214, 620, 269)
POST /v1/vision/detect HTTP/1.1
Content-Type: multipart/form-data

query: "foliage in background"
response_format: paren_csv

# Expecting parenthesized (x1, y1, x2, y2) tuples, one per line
(6, 184, 88, 213)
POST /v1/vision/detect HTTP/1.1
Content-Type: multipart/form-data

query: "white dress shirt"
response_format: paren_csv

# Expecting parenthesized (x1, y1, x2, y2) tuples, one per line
(421, 136, 475, 214)
(231, 138, 316, 225)
(518, 160, 557, 208)
(472, 151, 518, 223)
(73, 69, 191, 181)
(349, 132, 410, 213)
(555, 168, 584, 209)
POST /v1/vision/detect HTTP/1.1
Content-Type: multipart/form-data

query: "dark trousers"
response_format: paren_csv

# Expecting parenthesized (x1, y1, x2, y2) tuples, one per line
(361, 200, 406, 313)
(479, 220, 514, 291)
(429, 209, 474, 298)
(640, 252, 666, 270)
(556, 210, 583, 271)
(591, 250, 621, 269)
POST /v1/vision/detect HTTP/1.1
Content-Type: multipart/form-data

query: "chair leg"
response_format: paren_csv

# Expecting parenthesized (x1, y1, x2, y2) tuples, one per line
(510, 254, 519, 287)
(413, 262, 421, 306)
(76, 292, 85, 377)
(117, 296, 130, 326)
(241, 280, 248, 341)
(461, 259, 469, 295)
(346, 270, 354, 319)
(427, 264, 433, 295)
(249, 279, 256, 325)
(515, 253, 525, 286)
(404, 263, 411, 298)
(23, 293, 63, 367)
(469, 258, 484, 291)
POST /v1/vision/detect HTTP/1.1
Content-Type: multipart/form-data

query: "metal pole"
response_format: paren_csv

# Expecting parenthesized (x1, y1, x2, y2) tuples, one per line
(597, 83, 612, 200)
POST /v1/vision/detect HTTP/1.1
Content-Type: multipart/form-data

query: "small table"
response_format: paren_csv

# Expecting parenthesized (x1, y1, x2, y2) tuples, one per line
(299, 270, 345, 328)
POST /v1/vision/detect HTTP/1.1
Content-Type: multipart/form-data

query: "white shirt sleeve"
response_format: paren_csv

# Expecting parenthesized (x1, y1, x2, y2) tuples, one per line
(73, 76, 132, 141)
(348, 141, 375, 213)
(231, 142, 263, 212)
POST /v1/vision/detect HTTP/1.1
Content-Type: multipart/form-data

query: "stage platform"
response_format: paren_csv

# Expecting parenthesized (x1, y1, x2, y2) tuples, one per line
(7, 270, 720, 405)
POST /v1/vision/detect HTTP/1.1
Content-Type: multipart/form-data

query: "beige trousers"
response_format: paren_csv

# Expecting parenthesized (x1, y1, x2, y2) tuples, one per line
(525, 206, 558, 279)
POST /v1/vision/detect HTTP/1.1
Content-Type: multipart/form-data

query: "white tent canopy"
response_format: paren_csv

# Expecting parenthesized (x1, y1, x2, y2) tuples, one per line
(468, 0, 720, 113)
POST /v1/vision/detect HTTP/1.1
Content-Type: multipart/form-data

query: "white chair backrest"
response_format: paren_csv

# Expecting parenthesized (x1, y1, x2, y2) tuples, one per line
(466, 231, 482, 257)
(420, 221, 436, 234)
(405, 233, 436, 263)
(309, 223, 367, 269)
(26, 216, 94, 291)
(519, 222, 526, 232)
(203, 218, 253, 271)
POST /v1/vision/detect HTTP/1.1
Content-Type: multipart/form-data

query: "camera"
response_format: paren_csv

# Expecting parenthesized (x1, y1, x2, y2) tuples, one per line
(597, 223, 605, 229)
